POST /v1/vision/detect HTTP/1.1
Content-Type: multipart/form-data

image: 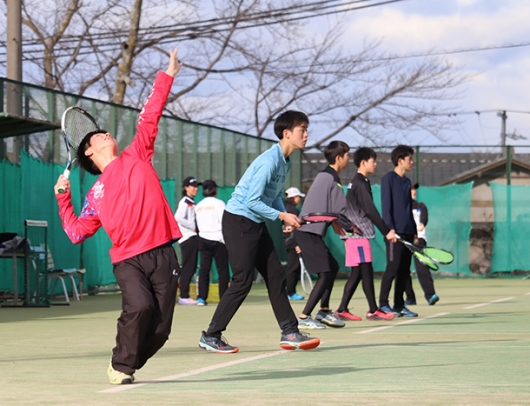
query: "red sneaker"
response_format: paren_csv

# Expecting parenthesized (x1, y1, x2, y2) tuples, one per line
(334, 310, 362, 321)
(366, 309, 395, 320)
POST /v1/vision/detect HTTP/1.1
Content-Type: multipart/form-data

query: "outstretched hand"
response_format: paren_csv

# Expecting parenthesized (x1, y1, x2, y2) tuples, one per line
(165, 49, 183, 77)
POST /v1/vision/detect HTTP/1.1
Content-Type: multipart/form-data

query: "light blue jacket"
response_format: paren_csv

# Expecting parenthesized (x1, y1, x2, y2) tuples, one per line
(225, 143, 289, 223)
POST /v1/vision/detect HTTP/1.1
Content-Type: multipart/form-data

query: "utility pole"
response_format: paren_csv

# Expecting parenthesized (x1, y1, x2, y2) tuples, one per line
(6, 0, 22, 83)
(497, 110, 507, 156)
(5, 0, 23, 162)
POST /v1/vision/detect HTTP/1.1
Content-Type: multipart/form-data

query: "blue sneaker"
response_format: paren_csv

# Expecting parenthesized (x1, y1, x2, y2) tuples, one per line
(380, 305, 402, 318)
(428, 294, 439, 306)
(197, 298, 207, 306)
(404, 299, 417, 306)
(288, 293, 305, 301)
(396, 306, 418, 317)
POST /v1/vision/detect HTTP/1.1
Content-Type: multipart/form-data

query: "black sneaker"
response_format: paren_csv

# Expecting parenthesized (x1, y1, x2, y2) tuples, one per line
(198, 331, 239, 354)
(280, 332, 320, 351)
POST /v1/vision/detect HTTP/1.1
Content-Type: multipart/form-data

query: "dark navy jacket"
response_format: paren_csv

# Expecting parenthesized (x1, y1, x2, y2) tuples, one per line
(380, 171, 417, 235)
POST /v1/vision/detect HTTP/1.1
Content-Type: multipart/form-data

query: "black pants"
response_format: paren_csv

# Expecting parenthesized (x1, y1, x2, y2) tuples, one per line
(295, 230, 340, 316)
(197, 237, 230, 301)
(112, 244, 180, 375)
(338, 262, 378, 314)
(178, 235, 199, 298)
(405, 238, 436, 302)
(379, 234, 413, 309)
(207, 211, 299, 337)
(285, 247, 301, 296)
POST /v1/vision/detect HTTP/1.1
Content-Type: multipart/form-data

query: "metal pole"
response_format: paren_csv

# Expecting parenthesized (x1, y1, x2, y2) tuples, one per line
(497, 110, 507, 156)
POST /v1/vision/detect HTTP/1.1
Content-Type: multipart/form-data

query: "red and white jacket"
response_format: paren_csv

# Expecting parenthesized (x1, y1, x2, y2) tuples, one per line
(56, 72, 182, 264)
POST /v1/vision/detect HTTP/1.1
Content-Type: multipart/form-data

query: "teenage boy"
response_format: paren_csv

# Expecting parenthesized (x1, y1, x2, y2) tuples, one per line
(54, 50, 183, 384)
(294, 141, 351, 330)
(379, 145, 418, 318)
(195, 179, 230, 305)
(198, 110, 320, 353)
(405, 183, 439, 306)
(335, 147, 396, 321)
(174, 176, 200, 305)
(283, 187, 306, 301)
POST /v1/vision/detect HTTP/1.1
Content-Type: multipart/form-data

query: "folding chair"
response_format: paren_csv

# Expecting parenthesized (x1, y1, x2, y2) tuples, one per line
(46, 248, 85, 304)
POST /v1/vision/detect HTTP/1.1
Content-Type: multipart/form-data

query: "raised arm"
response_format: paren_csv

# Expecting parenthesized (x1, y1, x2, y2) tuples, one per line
(125, 49, 183, 161)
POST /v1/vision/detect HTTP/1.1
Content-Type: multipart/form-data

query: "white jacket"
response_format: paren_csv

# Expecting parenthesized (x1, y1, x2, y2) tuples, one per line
(195, 197, 225, 242)
(174, 196, 197, 244)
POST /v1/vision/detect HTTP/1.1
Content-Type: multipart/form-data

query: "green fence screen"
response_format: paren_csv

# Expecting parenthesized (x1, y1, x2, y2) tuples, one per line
(490, 183, 530, 272)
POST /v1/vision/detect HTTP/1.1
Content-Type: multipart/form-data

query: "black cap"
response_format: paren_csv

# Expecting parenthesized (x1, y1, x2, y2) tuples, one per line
(412, 183, 420, 190)
(183, 176, 200, 187)
(202, 179, 218, 190)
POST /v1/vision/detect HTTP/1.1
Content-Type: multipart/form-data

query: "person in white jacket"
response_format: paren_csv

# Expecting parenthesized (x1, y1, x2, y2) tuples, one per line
(174, 176, 200, 305)
(195, 179, 230, 305)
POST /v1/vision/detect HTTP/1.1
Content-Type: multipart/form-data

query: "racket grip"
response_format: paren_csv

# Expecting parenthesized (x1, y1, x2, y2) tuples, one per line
(58, 168, 71, 194)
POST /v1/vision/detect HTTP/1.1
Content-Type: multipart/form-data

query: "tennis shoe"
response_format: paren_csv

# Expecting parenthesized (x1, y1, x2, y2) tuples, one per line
(178, 297, 198, 305)
(315, 310, 345, 328)
(428, 294, 440, 306)
(280, 332, 320, 351)
(198, 331, 239, 354)
(107, 362, 134, 385)
(298, 316, 326, 330)
(197, 298, 207, 306)
(288, 293, 305, 301)
(395, 306, 418, 317)
(334, 310, 362, 321)
(366, 308, 395, 320)
(380, 305, 402, 317)
(404, 299, 417, 306)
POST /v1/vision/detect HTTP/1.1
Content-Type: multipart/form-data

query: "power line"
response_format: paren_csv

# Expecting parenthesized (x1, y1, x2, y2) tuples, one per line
(0, 0, 406, 58)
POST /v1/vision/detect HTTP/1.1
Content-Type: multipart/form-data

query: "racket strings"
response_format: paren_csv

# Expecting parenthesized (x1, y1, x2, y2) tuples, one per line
(64, 112, 99, 150)
(422, 248, 454, 264)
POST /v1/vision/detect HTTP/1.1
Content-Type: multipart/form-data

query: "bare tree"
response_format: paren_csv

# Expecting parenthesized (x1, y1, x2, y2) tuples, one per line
(0, 0, 467, 146)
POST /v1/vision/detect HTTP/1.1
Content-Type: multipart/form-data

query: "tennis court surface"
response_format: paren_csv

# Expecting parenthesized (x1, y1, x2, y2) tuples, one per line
(1, 278, 529, 405)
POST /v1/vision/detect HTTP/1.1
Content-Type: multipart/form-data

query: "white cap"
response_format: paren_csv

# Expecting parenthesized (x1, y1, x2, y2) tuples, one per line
(285, 187, 305, 198)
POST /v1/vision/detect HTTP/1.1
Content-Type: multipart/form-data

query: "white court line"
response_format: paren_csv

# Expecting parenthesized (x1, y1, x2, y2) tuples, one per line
(463, 296, 515, 310)
(354, 312, 450, 334)
(525, 292, 530, 296)
(99, 350, 288, 393)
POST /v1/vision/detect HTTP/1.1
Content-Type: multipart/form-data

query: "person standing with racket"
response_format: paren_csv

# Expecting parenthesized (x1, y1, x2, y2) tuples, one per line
(54, 50, 183, 385)
(199, 110, 320, 353)
(294, 141, 351, 330)
(404, 183, 439, 306)
(379, 145, 418, 318)
(336, 147, 396, 321)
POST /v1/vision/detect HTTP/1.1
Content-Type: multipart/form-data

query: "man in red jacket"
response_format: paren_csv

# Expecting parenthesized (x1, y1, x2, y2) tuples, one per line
(54, 49, 183, 385)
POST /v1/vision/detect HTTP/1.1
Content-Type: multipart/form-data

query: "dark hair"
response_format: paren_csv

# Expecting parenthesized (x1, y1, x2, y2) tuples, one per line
(353, 147, 377, 168)
(390, 144, 414, 167)
(76, 129, 108, 175)
(202, 179, 218, 197)
(273, 110, 309, 140)
(324, 141, 350, 165)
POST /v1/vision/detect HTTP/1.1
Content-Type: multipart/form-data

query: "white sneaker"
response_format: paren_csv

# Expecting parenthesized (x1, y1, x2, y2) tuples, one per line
(298, 316, 326, 330)
(178, 297, 198, 305)
(108, 362, 134, 385)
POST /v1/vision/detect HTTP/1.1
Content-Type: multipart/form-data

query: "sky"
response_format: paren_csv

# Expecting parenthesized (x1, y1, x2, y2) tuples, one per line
(337, 0, 530, 151)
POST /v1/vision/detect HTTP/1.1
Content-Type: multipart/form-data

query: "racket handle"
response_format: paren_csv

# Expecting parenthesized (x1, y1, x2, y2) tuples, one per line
(57, 168, 71, 194)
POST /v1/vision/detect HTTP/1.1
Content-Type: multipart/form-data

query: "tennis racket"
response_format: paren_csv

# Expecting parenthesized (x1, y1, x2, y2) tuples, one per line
(301, 212, 364, 236)
(299, 257, 313, 294)
(57, 107, 100, 193)
(395, 235, 454, 271)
